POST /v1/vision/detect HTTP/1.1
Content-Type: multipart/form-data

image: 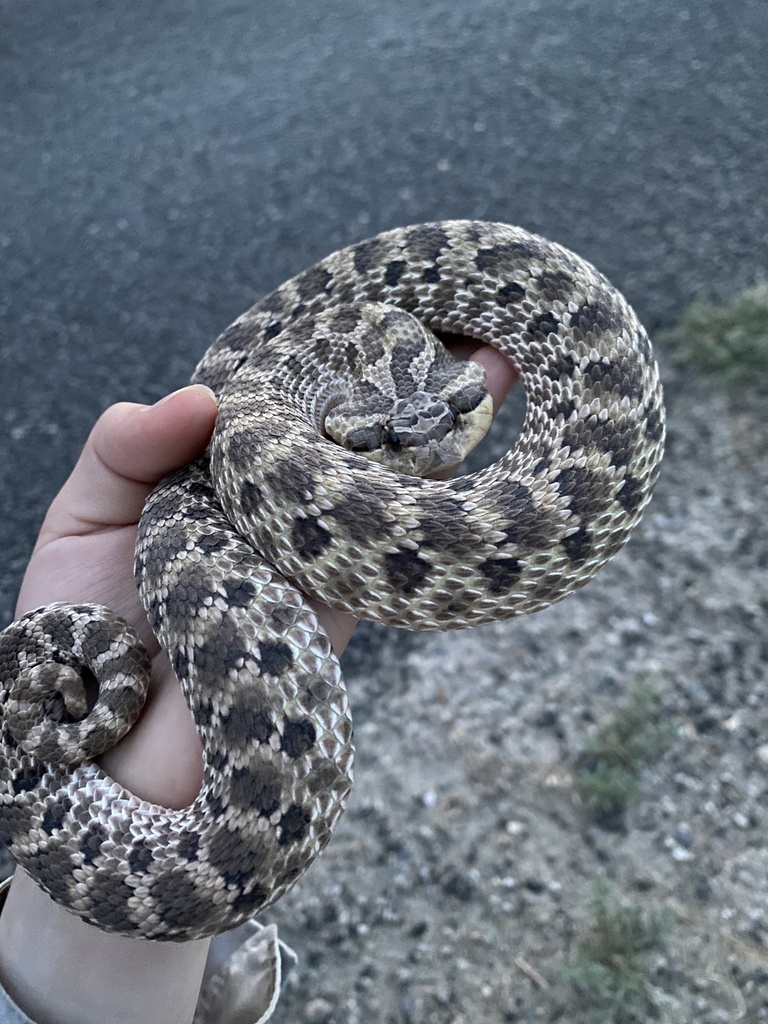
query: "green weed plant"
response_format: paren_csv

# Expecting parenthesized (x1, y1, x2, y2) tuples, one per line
(576, 682, 675, 828)
(660, 283, 768, 385)
(564, 884, 670, 1024)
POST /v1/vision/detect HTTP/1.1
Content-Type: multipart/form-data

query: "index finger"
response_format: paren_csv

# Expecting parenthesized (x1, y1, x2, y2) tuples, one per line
(442, 335, 520, 412)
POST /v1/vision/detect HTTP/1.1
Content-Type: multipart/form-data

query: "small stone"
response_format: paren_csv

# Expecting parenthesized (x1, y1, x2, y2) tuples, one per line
(441, 868, 476, 902)
(534, 705, 559, 727)
(631, 873, 655, 892)
(694, 874, 712, 902)
(523, 877, 546, 893)
(674, 824, 694, 848)
(304, 997, 334, 1023)
(671, 845, 694, 862)
(433, 987, 451, 1006)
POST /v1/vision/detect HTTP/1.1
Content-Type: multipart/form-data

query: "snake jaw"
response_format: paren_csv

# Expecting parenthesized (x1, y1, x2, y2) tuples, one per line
(330, 383, 493, 477)
(372, 387, 493, 476)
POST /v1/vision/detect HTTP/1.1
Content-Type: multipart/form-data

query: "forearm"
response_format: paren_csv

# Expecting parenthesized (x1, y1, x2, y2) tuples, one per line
(0, 870, 210, 1024)
(0, 591, 357, 1024)
(0, 662, 211, 1024)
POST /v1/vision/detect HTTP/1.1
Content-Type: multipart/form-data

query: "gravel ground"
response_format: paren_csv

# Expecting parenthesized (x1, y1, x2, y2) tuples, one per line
(2, 0, 767, 618)
(1, 0, 766, 1021)
(254, 361, 768, 1024)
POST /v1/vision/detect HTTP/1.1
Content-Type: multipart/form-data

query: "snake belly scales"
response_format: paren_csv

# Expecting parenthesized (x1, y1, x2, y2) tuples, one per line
(0, 221, 664, 941)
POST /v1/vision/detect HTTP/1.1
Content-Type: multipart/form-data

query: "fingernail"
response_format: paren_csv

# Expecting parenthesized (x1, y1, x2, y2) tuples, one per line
(152, 384, 217, 408)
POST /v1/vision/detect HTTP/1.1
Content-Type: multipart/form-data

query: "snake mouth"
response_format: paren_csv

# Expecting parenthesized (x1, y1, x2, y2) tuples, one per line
(325, 387, 494, 478)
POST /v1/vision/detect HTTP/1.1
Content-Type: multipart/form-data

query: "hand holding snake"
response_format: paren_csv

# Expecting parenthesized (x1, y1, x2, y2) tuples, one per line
(0, 222, 664, 941)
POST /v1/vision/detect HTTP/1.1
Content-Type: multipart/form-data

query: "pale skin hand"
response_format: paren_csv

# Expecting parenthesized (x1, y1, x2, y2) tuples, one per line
(0, 344, 516, 1024)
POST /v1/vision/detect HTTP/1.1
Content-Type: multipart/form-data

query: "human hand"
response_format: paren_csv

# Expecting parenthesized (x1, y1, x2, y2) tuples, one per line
(13, 384, 220, 810)
(1, 385, 224, 1024)
(13, 342, 516, 810)
(0, 344, 516, 1024)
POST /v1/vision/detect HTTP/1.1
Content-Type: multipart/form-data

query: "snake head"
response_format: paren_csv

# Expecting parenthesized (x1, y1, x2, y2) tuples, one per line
(322, 303, 493, 476)
(329, 378, 493, 476)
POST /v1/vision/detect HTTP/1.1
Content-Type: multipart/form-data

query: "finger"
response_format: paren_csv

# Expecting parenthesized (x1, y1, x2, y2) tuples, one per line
(442, 336, 520, 412)
(469, 343, 520, 413)
(37, 385, 218, 545)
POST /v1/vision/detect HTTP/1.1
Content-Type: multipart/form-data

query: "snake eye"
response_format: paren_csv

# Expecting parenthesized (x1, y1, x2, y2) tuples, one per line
(449, 385, 487, 415)
(339, 425, 403, 454)
(343, 424, 388, 452)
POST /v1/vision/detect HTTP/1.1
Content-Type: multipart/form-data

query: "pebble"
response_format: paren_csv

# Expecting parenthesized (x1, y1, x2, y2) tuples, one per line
(304, 997, 334, 1023)
(674, 824, 694, 848)
(533, 705, 559, 727)
(670, 845, 695, 862)
(440, 868, 476, 902)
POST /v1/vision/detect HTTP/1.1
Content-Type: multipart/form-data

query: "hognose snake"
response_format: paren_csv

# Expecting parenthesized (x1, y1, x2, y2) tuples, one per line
(0, 221, 664, 940)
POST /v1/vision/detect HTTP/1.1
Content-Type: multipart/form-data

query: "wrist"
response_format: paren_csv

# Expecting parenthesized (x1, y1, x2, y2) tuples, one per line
(0, 870, 210, 1024)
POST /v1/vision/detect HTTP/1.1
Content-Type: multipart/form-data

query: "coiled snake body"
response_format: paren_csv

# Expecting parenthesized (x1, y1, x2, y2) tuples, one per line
(0, 222, 664, 940)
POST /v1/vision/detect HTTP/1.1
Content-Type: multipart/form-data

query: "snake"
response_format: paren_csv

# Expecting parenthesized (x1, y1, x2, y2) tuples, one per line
(0, 221, 664, 941)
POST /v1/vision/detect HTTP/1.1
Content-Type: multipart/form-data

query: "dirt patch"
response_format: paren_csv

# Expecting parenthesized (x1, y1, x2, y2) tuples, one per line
(264, 359, 768, 1022)
(1, 357, 765, 1023)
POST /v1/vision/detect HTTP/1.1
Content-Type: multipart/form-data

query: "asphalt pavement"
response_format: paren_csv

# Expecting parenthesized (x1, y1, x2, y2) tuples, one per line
(1, 0, 766, 620)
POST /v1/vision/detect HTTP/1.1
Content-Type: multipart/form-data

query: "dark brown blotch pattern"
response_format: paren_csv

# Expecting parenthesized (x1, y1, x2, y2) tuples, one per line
(384, 549, 432, 593)
(206, 828, 272, 891)
(406, 224, 450, 264)
(291, 516, 333, 559)
(282, 718, 317, 759)
(220, 688, 274, 745)
(229, 763, 283, 815)
(478, 557, 524, 595)
(556, 466, 612, 521)
(41, 797, 72, 835)
(278, 804, 312, 846)
(296, 265, 333, 301)
(561, 527, 593, 564)
(492, 479, 554, 551)
(150, 870, 209, 932)
(79, 821, 108, 866)
(1, 221, 662, 942)
(258, 639, 294, 678)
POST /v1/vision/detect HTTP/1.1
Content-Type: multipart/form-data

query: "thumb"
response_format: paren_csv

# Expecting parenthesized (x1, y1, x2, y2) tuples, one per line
(36, 385, 218, 547)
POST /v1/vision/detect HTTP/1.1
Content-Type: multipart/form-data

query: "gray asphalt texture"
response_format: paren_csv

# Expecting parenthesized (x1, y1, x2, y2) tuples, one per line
(1, 0, 766, 626)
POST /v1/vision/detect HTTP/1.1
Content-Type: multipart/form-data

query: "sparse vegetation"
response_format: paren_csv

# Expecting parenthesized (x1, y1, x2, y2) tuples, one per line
(660, 283, 768, 384)
(575, 681, 675, 828)
(563, 884, 670, 1024)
